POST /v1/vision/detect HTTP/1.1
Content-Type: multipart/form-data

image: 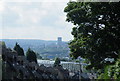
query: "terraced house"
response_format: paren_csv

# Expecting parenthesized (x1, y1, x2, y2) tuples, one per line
(1, 42, 70, 80)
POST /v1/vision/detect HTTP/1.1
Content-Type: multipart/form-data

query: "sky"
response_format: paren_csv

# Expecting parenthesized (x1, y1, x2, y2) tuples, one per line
(0, 0, 75, 41)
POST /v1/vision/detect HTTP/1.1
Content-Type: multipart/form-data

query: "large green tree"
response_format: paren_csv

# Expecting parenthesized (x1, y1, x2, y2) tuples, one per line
(14, 43, 24, 56)
(26, 48, 37, 63)
(64, 2, 120, 69)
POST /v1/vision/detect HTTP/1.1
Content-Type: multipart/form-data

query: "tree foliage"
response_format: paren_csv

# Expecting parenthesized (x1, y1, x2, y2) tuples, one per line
(98, 59, 120, 79)
(36, 53, 42, 59)
(1, 41, 6, 48)
(64, 2, 120, 69)
(107, 59, 120, 79)
(26, 48, 37, 63)
(54, 57, 61, 67)
(14, 42, 24, 56)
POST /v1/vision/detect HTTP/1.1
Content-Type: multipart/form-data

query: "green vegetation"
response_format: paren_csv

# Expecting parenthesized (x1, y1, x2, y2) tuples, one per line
(98, 66, 110, 79)
(54, 57, 61, 67)
(26, 48, 37, 63)
(98, 59, 120, 79)
(1, 42, 6, 48)
(2, 39, 69, 59)
(64, 2, 120, 70)
(13, 42, 38, 63)
(39, 46, 69, 58)
(36, 53, 42, 59)
(14, 42, 24, 56)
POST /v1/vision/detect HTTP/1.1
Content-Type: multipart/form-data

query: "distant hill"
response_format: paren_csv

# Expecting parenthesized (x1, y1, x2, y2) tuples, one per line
(1, 39, 70, 59)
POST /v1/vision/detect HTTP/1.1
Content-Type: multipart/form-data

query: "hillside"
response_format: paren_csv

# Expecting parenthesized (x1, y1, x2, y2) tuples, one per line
(1, 39, 70, 59)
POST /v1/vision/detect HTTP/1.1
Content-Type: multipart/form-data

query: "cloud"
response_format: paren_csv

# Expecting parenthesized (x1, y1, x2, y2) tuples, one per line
(2, 24, 73, 41)
(0, 1, 4, 12)
(0, 1, 5, 39)
(3, 0, 71, 2)
(1, 1, 74, 41)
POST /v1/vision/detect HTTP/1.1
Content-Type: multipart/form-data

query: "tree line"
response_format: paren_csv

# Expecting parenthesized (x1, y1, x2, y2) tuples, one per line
(13, 43, 61, 67)
(14, 42, 37, 63)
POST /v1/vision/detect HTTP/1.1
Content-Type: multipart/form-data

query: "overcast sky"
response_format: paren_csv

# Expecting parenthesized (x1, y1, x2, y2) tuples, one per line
(0, 0, 75, 41)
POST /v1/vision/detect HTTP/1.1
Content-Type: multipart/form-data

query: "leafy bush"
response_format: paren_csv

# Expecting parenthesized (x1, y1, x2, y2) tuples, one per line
(98, 59, 120, 79)
(108, 59, 120, 79)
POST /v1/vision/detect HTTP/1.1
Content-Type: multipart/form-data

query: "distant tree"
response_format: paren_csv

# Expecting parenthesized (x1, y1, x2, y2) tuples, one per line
(64, 2, 120, 69)
(1, 41, 6, 48)
(14, 42, 24, 56)
(36, 53, 42, 59)
(26, 48, 37, 63)
(54, 57, 61, 67)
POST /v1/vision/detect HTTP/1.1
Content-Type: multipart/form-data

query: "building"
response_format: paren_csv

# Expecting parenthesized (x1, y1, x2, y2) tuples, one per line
(57, 37, 62, 46)
(1, 42, 71, 80)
